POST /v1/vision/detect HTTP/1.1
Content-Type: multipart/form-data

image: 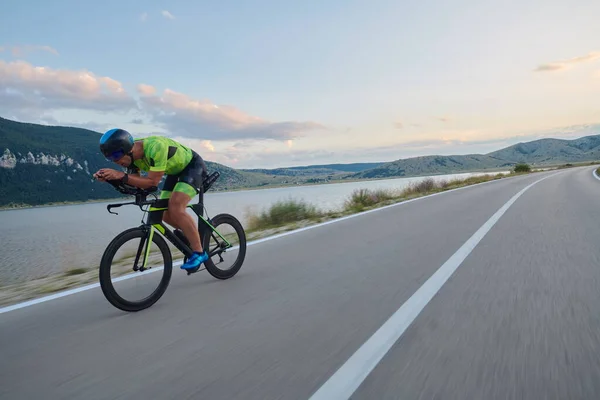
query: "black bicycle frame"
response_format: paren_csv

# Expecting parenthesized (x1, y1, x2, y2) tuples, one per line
(105, 171, 229, 270)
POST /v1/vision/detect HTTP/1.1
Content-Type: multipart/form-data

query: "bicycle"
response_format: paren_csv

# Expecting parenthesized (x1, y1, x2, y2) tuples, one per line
(98, 171, 247, 312)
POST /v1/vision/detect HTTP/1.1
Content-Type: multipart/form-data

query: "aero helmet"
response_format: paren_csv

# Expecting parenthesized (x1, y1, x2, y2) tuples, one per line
(99, 128, 134, 161)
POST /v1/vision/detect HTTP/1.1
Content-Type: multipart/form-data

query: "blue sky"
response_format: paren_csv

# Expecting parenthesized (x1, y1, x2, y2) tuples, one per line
(1, 0, 599, 168)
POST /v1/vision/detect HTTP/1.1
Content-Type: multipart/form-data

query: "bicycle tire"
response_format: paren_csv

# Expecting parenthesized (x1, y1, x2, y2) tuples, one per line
(202, 213, 247, 280)
(99, 227, 173, 312)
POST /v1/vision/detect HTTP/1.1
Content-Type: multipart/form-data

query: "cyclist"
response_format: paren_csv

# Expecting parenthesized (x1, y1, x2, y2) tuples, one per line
(93, 128, 209, 271)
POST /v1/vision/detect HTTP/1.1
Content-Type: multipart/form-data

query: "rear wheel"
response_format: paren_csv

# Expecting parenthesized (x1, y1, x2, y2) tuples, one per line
(202, 214, 247, 279)
(99, 227, 172, 312)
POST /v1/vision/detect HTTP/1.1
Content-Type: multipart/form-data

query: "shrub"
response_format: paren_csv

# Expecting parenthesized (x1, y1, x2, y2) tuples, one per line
(343, 188, 396, 212)
(247, 198, 323, 230)
(514, 163, 531, 173)
(403, 178, 437, 196)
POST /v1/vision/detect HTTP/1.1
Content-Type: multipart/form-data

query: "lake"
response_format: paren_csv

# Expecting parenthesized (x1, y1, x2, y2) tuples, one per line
(0, 171, 505, 284)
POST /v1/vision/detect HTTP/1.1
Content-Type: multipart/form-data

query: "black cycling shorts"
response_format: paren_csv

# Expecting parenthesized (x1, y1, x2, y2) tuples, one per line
(160, 151, 208, 199)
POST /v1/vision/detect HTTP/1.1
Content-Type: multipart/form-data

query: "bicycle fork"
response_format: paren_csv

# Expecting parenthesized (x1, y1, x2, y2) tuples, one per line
(133, 226, 154, 272)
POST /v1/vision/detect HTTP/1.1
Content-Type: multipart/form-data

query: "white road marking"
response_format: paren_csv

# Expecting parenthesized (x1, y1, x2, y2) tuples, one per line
(308, 172, 558, 400)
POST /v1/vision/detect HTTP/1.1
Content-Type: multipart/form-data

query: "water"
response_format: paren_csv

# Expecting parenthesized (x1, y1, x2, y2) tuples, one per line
(0, 171, 505, 284)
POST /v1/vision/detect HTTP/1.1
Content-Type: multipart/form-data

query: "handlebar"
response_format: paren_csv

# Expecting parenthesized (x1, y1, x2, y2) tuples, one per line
(101, 171, 221, 215)
(105, 179, 158, 196)
(104, 179, 159, 215)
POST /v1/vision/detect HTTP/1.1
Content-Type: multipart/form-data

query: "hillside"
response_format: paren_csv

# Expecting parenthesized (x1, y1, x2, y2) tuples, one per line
(349, 134, 600, 179)
(348, 154, 511, 179)
(487, 136, 600, 163)
(0, 117, 279, 207)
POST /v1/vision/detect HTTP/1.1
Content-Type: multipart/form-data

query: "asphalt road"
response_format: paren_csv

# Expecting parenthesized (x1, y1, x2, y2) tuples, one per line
(2, 166, 600, 399)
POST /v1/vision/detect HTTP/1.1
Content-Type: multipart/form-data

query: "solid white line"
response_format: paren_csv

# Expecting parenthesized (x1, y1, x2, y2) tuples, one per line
(308, 172, 558, 400)
(0, 171, 545, 315)
(592, 167, 600, 181)
(0, 265, 173, 315)
(0, 282, 102, 314)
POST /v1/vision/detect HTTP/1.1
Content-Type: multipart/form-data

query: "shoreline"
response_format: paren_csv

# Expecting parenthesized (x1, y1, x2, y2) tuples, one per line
(0, 165, 548, 211)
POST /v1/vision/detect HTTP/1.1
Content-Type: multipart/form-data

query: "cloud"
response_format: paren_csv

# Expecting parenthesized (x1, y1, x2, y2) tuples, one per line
(161, 10, 175, 20)
(140, 12, 148, 21)
(0, 60, 136, 116)
(139, 88, 326, 141)
(137, 83, 156, 96)
(0, 60, 327, 148)
(535, 51, 600, 72)
(172, 137, 216, 153)
(394, 122, 403, 129)
(0, 45, 59, 57)
(437, 116, 451, 122)
(221, 146, 337, 168)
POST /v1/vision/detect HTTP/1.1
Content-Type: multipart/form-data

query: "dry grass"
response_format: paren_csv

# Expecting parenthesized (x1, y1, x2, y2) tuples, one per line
(246, 198, 325, 230)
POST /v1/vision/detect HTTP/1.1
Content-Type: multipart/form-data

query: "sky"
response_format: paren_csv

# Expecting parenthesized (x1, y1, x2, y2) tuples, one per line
(1, 0, 599, 168)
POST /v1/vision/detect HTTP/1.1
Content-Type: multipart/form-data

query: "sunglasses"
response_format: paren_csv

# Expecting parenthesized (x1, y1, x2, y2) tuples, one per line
(105, 149, 126, 162)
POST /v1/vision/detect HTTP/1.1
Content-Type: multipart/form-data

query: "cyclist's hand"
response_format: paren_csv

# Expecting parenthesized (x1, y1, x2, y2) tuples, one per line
(96, 168, 125, 181)
(93, 171, 107, 181)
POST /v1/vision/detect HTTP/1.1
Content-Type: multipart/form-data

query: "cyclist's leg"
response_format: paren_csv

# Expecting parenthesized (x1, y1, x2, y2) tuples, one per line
(160, 175, 179, 227)
(169, 184, 202, 252)
(168, 153, 209, 269)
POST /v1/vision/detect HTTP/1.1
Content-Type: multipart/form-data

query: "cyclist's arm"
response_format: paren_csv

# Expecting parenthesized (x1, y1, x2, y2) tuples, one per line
(124, 139, 168, 188)
(124, 170, 164, 188)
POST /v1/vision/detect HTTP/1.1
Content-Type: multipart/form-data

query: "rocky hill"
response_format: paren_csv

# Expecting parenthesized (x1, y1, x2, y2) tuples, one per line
(0, 117, 275, 207)
(349, 134, 600, 179)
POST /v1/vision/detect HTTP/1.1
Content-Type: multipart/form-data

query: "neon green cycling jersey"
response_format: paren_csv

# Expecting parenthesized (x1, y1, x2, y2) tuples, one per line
(132, 136, 193, 176)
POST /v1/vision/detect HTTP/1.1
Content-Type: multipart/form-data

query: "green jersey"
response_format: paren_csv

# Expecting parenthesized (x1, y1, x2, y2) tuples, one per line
(131, 136, 193, 176)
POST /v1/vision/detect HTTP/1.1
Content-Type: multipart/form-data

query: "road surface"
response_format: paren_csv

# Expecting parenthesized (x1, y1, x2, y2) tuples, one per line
(2, 166, 600, 399)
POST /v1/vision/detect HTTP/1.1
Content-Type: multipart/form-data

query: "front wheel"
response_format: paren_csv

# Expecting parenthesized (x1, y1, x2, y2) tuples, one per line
(99, 226, 173, 312)
(202, 213, 247, 279)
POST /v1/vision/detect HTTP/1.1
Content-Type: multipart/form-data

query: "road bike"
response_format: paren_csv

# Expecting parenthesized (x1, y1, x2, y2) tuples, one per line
(98, 171, 247, 312)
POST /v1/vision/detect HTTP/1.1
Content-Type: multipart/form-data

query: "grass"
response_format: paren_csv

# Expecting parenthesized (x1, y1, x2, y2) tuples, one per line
(246, 198, 325, 230)
(63, 268, 88, 276)
(343, 188, 398, 212)
(245, 164, 569, 231)
(244, 172, 513, 232)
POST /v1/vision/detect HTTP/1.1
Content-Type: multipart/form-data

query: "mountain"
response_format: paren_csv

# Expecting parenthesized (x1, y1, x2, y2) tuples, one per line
(0, 117, 281, 207)
(349, 134, 600, 179)
(487, 136, 600, 163)
(348, 154, 511, 179)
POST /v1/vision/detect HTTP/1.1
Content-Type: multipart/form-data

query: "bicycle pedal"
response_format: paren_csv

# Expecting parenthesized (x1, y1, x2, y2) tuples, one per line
(186, 266, 201, 275)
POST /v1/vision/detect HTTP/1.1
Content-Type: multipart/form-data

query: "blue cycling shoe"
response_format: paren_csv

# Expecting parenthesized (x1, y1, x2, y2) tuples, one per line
(181, 251, 209, 270)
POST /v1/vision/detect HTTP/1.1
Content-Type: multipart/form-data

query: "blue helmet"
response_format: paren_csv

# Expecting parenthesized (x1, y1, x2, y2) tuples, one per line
(99, 128, 134, 161)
